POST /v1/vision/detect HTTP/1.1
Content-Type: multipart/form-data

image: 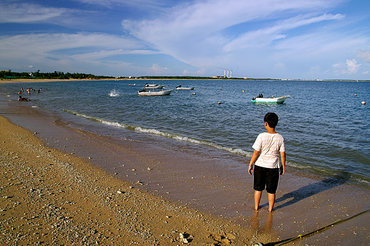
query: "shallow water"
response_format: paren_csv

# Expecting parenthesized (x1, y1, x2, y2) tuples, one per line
(1, 79, 369, 185)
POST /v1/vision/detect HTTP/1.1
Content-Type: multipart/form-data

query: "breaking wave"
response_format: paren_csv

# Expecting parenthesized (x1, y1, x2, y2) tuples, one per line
(63, 109, 251, 158)
(108, 89, 120, 97)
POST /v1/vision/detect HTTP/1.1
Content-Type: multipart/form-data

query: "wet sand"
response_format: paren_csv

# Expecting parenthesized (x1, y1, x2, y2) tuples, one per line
(0, 93, 369, 245)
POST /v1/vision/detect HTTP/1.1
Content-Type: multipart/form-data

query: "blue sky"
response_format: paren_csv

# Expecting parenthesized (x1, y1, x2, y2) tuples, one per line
(0, 0, 370, 79)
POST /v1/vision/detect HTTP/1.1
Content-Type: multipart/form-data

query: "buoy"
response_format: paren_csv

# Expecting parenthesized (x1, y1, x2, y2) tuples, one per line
(242, 90, 245, 93)
(355, 93, 357, 96)
(361, 101, 366, 105)
(217, 101, 222, 104)
(192, 92, 196, 95)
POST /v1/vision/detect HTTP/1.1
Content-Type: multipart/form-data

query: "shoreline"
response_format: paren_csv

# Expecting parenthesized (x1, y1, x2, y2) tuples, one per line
(0, 89, 369, 245)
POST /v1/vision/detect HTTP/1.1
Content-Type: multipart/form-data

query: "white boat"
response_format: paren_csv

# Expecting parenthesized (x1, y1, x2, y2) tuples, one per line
(138, 89, 173, 96)
(251, 95, 290, 104)
(144, 83, 164, 89)
(176, 85, 194, 90)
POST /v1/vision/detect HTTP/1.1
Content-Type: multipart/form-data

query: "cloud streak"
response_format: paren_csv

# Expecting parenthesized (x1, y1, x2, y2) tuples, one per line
(0, 2, 67, 23)
(0, 33, 149, 75)
(223, 13, 344, 52)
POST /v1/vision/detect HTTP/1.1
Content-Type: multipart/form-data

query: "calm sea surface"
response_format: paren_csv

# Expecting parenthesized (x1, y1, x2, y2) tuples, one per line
(1, 80, 369, 185)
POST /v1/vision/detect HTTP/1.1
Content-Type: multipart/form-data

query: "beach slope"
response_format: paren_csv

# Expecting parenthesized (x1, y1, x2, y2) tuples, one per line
(0, 115, 256, 245)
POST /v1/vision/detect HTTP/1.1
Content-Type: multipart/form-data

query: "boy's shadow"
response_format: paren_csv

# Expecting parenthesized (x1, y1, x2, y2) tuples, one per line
(260, 171, 350, 210)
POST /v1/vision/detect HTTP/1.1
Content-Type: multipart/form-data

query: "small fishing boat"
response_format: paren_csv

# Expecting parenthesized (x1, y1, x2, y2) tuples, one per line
(138, 89, 173, 96)
(144, 83, 164, 89)
(251, 95, 290, 104)
(176, 85, 194, 90)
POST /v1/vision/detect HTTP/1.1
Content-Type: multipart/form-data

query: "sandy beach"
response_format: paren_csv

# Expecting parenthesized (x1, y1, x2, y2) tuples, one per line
(0, 87, 369, 245)
(0, 114, 260, 245)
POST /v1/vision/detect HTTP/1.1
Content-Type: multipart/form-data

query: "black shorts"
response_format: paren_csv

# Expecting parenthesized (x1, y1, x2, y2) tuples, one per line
(253, 165, 280, 194)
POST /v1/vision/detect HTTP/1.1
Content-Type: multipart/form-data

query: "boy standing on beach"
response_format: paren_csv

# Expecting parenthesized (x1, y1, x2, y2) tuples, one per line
(248, 112, 286, 212)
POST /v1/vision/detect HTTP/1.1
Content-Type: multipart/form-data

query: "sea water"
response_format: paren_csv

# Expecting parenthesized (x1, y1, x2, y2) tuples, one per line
(1, 80, 369, 185)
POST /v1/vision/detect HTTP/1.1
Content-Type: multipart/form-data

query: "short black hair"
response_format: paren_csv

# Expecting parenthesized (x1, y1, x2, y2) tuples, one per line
(264, 112, 279, 128)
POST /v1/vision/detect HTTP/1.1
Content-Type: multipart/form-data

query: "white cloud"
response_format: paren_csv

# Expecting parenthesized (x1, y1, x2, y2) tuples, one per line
(0, 33, 139, 54)
(0, 33, 149, 75)
(346, 59, 361, 74)
(332, 63, 341, 69)
(274, 29, 367, 61)
(357, 50, 370, 63)
(74, 0, 169, 8)
(223, 13, 344, 52)
(332, 59, 362, 75)
(0, 2, 67, 23)
(150, 64, 169, 75)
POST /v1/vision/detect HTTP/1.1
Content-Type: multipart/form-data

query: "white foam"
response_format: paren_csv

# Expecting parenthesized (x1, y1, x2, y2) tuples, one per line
(108, 89, 119, 97)
(101, 120, 124, 128)
(63, 109, 252, 158)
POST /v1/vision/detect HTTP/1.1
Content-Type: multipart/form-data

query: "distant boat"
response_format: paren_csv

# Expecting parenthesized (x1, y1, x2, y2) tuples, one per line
(144, 83, 164, 89)
(251, 95, 290, 104)
(176, 85, 194, 90)
(138, 89, 173, 96)
(128, 84, 136, 86)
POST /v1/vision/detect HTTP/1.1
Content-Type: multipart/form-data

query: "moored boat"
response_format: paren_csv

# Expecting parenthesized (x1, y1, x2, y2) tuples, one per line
(144, 83, 164, 89)
(176, 85, 194, 90)
(251, 95, 290, 104)
(138, 89, 173, 96)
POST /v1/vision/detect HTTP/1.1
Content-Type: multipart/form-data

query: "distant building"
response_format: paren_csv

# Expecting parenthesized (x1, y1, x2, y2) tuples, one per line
(223, 69, 232, 78)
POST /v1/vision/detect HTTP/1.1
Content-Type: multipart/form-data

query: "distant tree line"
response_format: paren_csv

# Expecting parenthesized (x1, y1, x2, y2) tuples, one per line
(0, 70, 114, 80)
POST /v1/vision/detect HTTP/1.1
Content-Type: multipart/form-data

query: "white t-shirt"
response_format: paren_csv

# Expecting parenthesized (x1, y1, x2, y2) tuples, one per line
(252, 132, 285, 169)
